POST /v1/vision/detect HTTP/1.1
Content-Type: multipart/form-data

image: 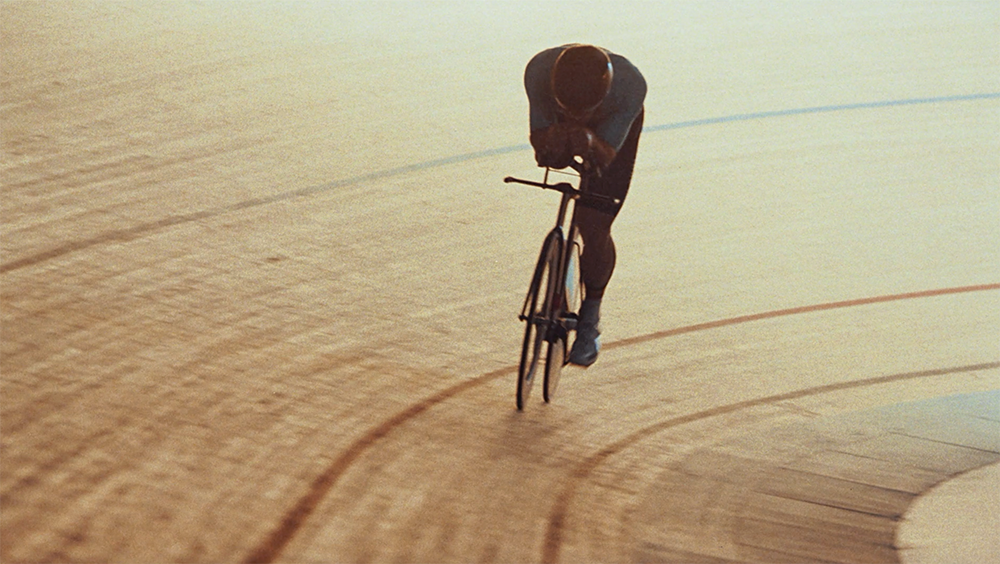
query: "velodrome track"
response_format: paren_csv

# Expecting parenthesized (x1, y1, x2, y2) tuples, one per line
(2, 2, 998, 563)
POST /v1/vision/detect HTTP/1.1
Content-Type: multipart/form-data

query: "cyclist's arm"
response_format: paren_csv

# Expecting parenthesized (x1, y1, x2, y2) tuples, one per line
(563, 126, 615, 170)
(593, 53, 646, 154)
(530, 126, 573, 169)
(532, 124, 615, 171)
(525, 48, 573, 168)
(524, 48, 561, 132)
(588, 134, 616, 169)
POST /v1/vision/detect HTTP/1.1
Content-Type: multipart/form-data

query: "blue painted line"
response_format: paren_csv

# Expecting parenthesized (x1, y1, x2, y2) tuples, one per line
(414, 92, 999, 168)
(644, 92, 1000, 133)
(4, 92, 997, 272)
(376, 143, 531, 174)
(274, 144, 532, 202)
(291, 92, 1000, 197)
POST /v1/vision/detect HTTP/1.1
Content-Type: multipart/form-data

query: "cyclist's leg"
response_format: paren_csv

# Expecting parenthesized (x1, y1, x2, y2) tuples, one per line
(570, 207, 615, 366)
(576, 207, 617, 300)
(576, 106, 643, 301)
(569, 108, 643, 366)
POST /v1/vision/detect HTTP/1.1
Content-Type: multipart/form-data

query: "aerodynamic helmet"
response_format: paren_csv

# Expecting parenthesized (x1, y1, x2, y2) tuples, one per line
(551, 44, 613, 116)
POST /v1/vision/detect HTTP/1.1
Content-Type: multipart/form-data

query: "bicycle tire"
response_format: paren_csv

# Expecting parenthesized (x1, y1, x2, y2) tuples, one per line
(564, 225, 584, 316)
(518, 230, 562, 410)
(544, 225, 582, 403)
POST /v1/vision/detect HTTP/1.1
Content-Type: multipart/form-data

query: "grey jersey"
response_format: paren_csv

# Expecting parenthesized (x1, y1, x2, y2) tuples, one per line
(524, 45, 646, 151)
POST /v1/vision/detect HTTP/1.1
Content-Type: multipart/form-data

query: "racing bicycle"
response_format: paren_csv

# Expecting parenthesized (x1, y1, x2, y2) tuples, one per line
(504, 161, 620, 410)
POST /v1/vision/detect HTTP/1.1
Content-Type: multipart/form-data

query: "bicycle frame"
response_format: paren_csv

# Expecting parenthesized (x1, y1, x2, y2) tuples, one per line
(507, 170, 572, 322)
(506, 162, 620, 408)
(505, 164, 621, 335)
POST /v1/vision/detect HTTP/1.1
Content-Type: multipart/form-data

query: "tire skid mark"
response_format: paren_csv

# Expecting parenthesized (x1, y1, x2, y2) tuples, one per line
(0, 427, 115, 503)
(242, 365, 513, 564)
(243, 283, 998, 563)
(4, 139, 255, 196)
(539, 362, 1000, 564)
(0, 210, 217, 274)
(4, 153, 156, 192)
(0, 146, 524, 274)
(4, 92, 996, 273)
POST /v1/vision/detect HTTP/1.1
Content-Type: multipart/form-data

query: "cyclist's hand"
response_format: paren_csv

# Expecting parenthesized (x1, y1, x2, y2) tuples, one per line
(548, 123, 593, 157)
(566, 126, 595, 158)
(531, 125, 573, 169)
(572, 130, 616, 174)
(537, 147, 573, 170)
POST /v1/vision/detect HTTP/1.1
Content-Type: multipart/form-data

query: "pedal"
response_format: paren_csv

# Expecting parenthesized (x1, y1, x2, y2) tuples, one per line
(562, 313, 579, 331)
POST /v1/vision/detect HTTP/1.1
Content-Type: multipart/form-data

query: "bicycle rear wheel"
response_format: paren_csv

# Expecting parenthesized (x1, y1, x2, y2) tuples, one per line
(544, 226, 581, 403)
(518, 230, 562, 410)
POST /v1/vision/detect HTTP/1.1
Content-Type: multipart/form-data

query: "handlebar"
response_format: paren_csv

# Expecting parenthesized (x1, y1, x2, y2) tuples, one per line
(503, 176, 576, 194)
(503, 170, 621, 209)
(570, 157, 600, 177)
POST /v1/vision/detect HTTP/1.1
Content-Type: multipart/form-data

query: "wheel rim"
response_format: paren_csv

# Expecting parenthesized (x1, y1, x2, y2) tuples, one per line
(517, 236, 558, 409)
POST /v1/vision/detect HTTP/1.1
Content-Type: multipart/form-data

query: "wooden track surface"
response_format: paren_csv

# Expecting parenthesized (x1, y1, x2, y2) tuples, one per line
(2, 2, 998, 562)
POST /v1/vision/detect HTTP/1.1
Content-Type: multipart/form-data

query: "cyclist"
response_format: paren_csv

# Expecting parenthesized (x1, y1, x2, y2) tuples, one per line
(523, 44, 646, 366)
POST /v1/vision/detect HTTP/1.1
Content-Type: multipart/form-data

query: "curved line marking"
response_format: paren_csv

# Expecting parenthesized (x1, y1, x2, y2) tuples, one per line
(241, 365, 511, 564)
(643, 92, 1000, 132)
(540, 361, 1000, 564)
(607, 283, 1000, 350)
(4, 92, 997, 274)
(243, 283, 999, 563)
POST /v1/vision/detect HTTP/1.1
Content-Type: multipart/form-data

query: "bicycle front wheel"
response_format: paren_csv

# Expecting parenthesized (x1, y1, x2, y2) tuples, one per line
(517, 230, 562, 410)
(544, 226, 581, 403)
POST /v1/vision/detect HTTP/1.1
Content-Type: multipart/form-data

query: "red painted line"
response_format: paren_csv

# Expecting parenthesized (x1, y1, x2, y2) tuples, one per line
(541, 361, 1000, 564)
(246, 282, 999, 563)
(606, 283, 1000, 350)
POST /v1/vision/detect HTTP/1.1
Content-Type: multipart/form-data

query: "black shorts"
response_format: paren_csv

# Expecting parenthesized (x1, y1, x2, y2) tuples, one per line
(580, 107, 644, 217)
